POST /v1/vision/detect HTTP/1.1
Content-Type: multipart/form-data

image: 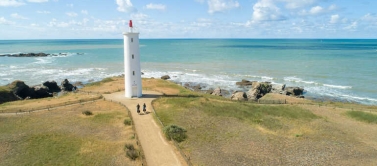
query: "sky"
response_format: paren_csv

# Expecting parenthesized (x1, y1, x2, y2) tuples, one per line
(0, 0, 377, 39)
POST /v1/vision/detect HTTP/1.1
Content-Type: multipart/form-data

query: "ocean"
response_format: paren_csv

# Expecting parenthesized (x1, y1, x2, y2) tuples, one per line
(0, 39, 376, 105)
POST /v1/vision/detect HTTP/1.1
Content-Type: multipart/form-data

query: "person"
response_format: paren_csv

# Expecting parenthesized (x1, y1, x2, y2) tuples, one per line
(136, 104, 140, 114)
(143, 103, 146, 113)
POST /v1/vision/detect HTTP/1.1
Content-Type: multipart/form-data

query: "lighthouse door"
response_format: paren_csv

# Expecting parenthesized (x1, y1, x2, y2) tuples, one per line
(132, 86, 137, 97)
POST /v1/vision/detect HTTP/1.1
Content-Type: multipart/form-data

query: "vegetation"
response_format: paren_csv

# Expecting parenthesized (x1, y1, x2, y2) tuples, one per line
(0, 100, 140, 166)
(124, 144, 139, 160)
(346, 111, 377, 124)
(85, 78, 114, 87)
(124, 119, 132, 126)
(82, 110, 93, 116)
(163, 124, 187, 142)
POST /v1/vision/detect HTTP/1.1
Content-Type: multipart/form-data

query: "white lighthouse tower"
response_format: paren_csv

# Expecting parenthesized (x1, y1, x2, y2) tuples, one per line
(123, 20, 142, 98)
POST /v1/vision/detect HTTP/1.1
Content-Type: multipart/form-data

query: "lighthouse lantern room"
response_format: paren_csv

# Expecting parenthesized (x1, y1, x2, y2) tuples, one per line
(123, 20, 142, 98)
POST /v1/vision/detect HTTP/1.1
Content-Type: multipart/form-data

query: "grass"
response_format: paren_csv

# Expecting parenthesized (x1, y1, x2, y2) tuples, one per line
(346, 111, 377, 124)
(0, 100, 140, 166)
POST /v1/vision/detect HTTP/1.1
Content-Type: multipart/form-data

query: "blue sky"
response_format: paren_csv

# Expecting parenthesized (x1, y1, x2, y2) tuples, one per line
(0, 0, 377, 39)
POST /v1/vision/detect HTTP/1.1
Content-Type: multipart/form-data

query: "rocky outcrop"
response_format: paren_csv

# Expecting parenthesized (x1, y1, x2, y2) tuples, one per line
(43, 81, 61, 93)
(231, 91, 247, 101)
(161, 75, 170, 80)
(284, 87, 304, 97)
(236, 79, 254, 86)
(211, 87, 222, 96)
(61, 79, 76, 91)
(246, 82, 272, 100)
(271, 84, 286, 94)
(8, 80, 31, 99)
(31, 85, 52, 98)
(0, 53, 49, 57)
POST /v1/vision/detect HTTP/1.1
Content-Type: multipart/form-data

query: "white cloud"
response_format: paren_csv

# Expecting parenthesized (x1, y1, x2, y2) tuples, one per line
(344, 21, 357, 31)
(330, 14, 339, 24)
(11, 13, 28, 19)
(207, 0, 240, 14)
(27, 0, 48, 3)
(283, 0, 317, 9)
(361, 13, 377, 22)
(0, 17, 14, 24)
(81, 10, 88, 15)
(66, 12, 78, 17)
(66, 3, 73, 7)
(37, 10, 50, 14)
(0, 0, 25, 7)
(251, 0, 285, 22)
(145, 3, 166, 11)
(309, 6, 323, 15)
(116, 0, 135, 13)
(131, 13, 148, 20)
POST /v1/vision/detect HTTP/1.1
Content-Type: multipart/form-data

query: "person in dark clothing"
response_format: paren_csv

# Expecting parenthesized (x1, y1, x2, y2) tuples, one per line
(137, 104, 140, 114)
(143, 103, 146, 113)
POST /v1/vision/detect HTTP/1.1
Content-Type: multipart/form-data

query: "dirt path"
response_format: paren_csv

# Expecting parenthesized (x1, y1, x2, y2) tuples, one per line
(104, 91, 186, 166)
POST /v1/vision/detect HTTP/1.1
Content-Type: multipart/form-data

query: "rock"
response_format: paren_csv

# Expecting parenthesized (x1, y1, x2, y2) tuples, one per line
(236, 79, 254, 86)
(8, 80, 31, 99)
(61, 79, 76, 91)
(193, 85, 202, 91)
(285, 87, 304, 96)
(161, 75, 170, 80)
(206, 88, 214, 94)
(230, 91, 247, 101)
(246, 81, 272, 100)
(0, 52, 49, 57)
(211, 87, 222, 96)
(271, 84, 286, 94)
(43, 81, 61, 93)
(31, 85, 52, 98)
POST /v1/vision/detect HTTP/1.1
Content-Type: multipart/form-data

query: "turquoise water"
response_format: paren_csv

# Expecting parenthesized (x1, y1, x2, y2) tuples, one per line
(1, 39, 377, 105)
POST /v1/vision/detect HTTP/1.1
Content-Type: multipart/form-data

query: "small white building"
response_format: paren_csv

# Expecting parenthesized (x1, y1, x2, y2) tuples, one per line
(123, 20, 142, 98)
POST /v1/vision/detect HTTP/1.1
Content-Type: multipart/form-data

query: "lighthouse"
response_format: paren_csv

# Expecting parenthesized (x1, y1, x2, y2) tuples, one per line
(123, 20, 142, 98)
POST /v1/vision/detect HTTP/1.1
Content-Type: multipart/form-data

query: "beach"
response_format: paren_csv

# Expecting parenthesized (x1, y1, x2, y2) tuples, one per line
(1, 39, 376, 105)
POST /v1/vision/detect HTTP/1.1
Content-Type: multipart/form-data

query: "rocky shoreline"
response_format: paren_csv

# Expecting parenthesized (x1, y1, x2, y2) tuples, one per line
(161, 75, 304, 101)
(4, 79, 78, 102)
(0, 52, 83, 57)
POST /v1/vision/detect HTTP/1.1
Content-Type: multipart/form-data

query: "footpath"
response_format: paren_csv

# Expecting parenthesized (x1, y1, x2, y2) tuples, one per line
(103, 91, 185, 166)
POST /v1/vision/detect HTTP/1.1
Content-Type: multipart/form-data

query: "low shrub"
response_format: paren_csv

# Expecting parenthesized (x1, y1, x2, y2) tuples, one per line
(126, 149, 139, 160)
(82, 111, 93, 116)
(163, 124, 187, 142)
(124, 119, 132, 126)
(124, 144, 138, 160)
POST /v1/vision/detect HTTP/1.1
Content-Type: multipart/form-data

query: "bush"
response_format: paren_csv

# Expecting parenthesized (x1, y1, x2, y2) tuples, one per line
(163, 124, 187, 142)
(124, 119, 132, 126)
(126, 149, 139, 160)
(82, 110, 93, 116)
(124, 144, 138, 160)
(124, 143, 135, 150)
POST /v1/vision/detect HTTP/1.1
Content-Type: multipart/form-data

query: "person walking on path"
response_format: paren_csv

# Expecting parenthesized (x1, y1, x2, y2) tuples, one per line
(137, 104, 140, 114)
(143, 103, 147, 113)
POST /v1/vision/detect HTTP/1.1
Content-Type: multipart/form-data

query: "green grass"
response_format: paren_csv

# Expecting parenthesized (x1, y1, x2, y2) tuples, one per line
(155, 96, 319, 131)
(85, 78, 115, 87)
(346, 111, 377, 124)
(92, 112, 117, 123)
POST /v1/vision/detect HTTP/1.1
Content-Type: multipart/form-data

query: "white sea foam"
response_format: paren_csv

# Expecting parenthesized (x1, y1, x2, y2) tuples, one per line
(33, 57, 54, 64)
(323, 84, 352, 89)
(340, 95, 377, 102)
(261, 76, 273, 80)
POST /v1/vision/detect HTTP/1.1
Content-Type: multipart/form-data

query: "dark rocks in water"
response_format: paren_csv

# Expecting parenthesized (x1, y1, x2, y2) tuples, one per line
(0, 52, 50, 57)
(61, 79, 76, 91)
(43, 81, 61, 93)
(161, 75, 170, 80)
(231, 91, 247, 101)
(285, 87, 304, 97)
(236, 79, 255, 86)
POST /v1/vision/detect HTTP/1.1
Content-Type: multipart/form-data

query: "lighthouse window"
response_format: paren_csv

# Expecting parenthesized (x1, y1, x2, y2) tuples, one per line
(131, 38, 133, 42)
(133, 71, 135, 76)
(132, 54, 134, 59)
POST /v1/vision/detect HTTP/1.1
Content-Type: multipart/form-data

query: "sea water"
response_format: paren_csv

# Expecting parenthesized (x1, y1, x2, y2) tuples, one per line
(0, 39, 376, 105)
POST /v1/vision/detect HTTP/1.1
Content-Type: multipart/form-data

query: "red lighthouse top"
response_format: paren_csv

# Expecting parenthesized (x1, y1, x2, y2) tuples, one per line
(129, 20, 133, 28)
